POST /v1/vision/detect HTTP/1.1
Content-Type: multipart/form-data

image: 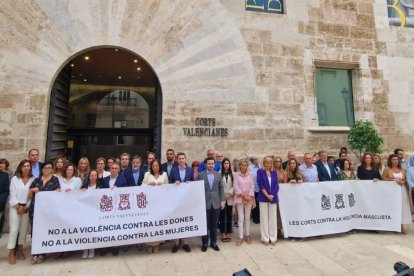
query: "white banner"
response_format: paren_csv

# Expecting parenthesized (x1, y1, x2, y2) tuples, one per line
(279, 180, 403, 238)
(32, 181, 207, 254)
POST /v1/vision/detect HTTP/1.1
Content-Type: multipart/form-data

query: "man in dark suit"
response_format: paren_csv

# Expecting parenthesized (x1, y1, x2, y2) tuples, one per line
(143, 152, 156, 172)
(169, 152, 194, 253)
(161, 149, 178, 177)
(100, 162, 127, 256)
(124, 155, 145, 186)
(102, 163, 128, 189)
(198, 157, 225, 252)
(315, 150, 338, 182)
(0, 171, 10, 238)
(119, 153, 132, 173)
(28, 148, 43, 177)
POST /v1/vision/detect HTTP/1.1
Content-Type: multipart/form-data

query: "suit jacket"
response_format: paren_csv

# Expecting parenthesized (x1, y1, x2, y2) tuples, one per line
(124, 168, 145, 186)
(198, 170, 224, 210)
(0, 171, 10, 212)
(101, 174, 128, 189)
(169, 166, 194, 183)
(315, 160, 338, 181)
(256, 169, 279, 203)
(161, 161, 178, 176)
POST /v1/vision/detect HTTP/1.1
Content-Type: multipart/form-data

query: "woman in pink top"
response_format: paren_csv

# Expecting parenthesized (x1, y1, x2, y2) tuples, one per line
(233, 159, 255, 246)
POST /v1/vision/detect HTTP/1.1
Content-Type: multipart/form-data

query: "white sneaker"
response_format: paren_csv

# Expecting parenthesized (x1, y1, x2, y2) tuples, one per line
(88, 249, 95, 259)
(82, 250, 88, 259)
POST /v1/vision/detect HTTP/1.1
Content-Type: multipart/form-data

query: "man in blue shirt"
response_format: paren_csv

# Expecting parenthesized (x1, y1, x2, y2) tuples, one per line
(124, 155, 145, 186)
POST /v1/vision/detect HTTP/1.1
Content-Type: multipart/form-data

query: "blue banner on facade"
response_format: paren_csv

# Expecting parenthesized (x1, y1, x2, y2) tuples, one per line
(245, 0, 285, 14)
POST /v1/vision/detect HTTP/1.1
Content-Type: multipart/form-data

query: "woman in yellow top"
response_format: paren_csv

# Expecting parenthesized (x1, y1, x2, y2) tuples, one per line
(142, 159, 169, 253)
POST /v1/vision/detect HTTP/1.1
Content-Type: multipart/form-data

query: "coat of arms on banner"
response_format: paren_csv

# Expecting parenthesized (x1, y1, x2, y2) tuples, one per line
(137, 192, 148, 209)
(118, 194, 131, 210)
(100, 195, 113, 212)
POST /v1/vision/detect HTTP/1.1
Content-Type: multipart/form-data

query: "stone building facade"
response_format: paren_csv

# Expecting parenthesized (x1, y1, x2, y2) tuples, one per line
(0, 0, 413, 166)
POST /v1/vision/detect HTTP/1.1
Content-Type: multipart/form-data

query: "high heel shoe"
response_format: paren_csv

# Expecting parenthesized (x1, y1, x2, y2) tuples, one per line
(8, 249, 16, 265)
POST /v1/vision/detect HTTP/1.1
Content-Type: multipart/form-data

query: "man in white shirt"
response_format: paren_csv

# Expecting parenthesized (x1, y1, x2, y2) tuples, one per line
(299, 153, 319, 182)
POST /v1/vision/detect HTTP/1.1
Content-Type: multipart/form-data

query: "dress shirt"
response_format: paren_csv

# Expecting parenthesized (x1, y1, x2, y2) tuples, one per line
(322, 162, 331, 178)
(179, 166, 186, 182)
(59, 177, 82, 191)
(109, 177, 117, 188)
(132, 169, 140, 185)
(9, 176, 36, 206)
(31, 162, 40, 177)
(248, 164, 261, 192)
(407, 166, 414, 189)
(207, 171, 215, 190)
(299, 163, 318, 182)
(167, 162, 174, 176)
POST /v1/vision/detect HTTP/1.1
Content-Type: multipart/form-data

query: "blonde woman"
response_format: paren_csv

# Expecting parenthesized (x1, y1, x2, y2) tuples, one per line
(257, 156, 279, 246)
(273, 157, 285, 184)
(233, 160, 254, 246)
(77, 157, 90, 185)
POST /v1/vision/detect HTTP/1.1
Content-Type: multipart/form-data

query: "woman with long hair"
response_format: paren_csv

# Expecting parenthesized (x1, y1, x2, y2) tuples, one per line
(373, 154, 385, 176)
(53, 156, 66, 178)
(59, 163, 82, 192)
(357, 153, 381, 180)
(337, 158, 357, 180)
(219, 158, 234, 243)
(284, 158, 303, 184)
(28, 161, 60, 264)
(80, 169, 100, 258)
(142, 159, 168, 253)
(77, 157, 90, 185)
(233, 159, 254, 246)
(382, 154, 411, 234)
(273, 157, 285, 184)
(7, 160, 36, 264)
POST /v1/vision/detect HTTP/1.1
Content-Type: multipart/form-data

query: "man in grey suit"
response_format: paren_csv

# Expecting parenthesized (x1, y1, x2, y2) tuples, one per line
(198, 157, 225, 252)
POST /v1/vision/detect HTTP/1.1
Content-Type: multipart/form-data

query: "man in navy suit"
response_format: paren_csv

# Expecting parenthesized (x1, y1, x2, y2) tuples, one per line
(102, 163, 128, 189)
(119, 153, 132, 173)
(169, 152, 194, 253)
(315, 150, 338, 182)
(124, 155, 145, 186)
(100, 162, 127, 256)
(28, 149, 43, 177)
(161, 149, 178, 177)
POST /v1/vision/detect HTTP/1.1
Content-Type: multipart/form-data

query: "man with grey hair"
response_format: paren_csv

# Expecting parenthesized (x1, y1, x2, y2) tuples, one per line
(314, 150, 337, 182)
(198, 149, 220, 172)
(299, 153, 319, 182)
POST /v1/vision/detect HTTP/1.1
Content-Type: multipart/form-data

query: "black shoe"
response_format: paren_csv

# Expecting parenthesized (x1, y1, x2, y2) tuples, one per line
(210, 243, 220, 251)
(183, 244, 191, 252)
(201, 244, 208, 252)
(171, 245, 179, 253)
(99, 249, 108, 256)
(111, 248, 119, 256)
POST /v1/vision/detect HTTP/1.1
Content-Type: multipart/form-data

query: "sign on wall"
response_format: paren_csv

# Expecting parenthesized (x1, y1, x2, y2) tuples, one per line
(387, 0, 414, 27)
(245, 0, 285, 14)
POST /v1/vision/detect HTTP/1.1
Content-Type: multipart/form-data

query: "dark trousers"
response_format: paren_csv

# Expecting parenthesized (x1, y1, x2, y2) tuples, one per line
(219, 203, 233, 234)
(0, 211, 4, 234)
(202, 208, 220, 246)
(252, 192, 260, 224)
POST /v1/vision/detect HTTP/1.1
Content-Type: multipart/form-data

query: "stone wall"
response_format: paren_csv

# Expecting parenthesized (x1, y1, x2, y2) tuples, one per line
(0, 0, 413, 168)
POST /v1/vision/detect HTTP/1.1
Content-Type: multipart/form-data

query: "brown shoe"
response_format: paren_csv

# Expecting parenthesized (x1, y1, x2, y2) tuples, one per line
(245, 236, 253, 245)
(401, 225, 407, 235)
(261, 240, 269, 246)
(8, 249, 16, 265)
(271, 241, 277, 246)
(236, 239, 243, 246)
(153, 246, 159, 253)
(17, 245, 26, 260)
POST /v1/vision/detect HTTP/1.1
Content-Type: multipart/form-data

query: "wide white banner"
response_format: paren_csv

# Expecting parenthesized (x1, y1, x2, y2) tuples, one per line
(279, 180, 403, 238)
(32, 181, 206, 254)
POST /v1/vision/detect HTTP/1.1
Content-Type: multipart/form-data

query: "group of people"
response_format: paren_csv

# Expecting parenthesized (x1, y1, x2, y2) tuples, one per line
(0, 147, 413, 265)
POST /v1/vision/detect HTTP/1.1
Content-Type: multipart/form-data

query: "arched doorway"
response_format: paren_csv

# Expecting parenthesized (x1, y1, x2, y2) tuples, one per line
(46, 47, 162, 163)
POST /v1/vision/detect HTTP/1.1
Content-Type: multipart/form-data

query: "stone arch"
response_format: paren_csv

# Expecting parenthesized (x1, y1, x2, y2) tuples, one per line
(0, 0, 256, 162)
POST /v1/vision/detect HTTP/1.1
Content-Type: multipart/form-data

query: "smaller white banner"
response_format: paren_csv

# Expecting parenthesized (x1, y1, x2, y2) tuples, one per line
(32, 181, 206, 254)
(279, 180, 402, 238)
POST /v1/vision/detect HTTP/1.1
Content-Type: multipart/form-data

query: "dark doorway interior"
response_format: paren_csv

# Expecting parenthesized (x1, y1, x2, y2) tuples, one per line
(46, 47, 162, 164)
